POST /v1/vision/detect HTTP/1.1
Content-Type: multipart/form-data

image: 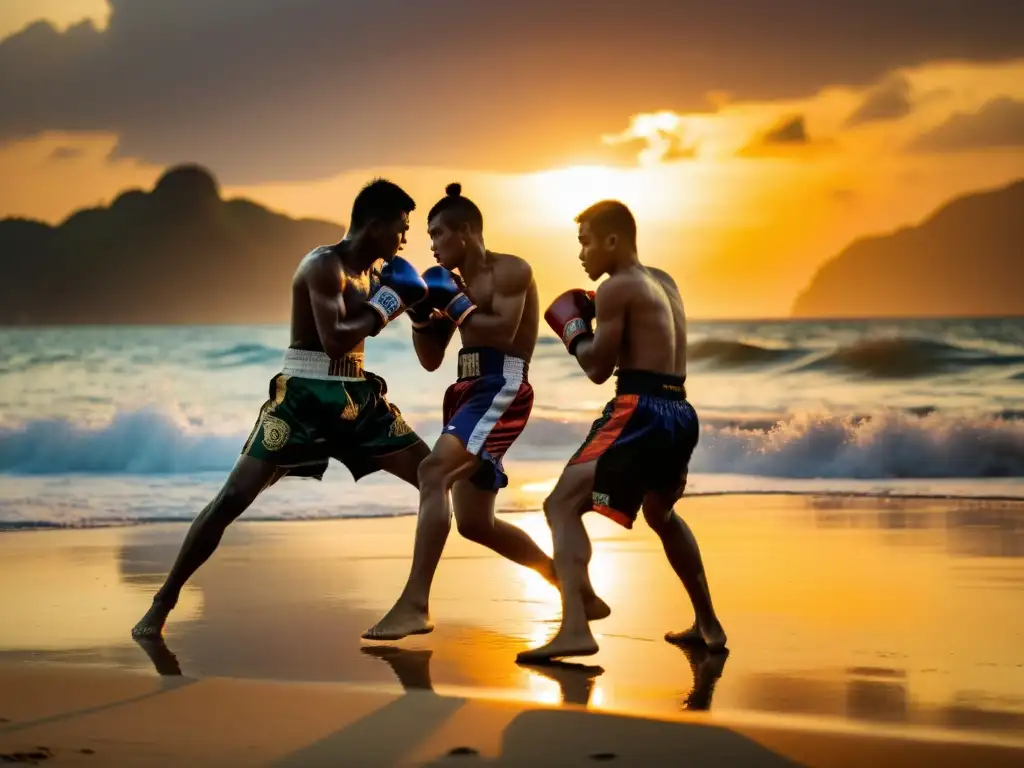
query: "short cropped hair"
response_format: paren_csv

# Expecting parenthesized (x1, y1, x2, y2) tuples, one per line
(575, 200, 637, 247)
(427, 182, 484, 232)
(350, 178, 416, 231)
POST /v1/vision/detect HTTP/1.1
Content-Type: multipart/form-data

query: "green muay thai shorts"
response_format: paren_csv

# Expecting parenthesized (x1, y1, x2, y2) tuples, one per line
(242, 349, 423, 480)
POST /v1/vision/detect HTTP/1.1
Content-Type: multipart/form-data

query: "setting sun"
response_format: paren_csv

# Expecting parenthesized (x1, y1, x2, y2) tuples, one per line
(528, 164, 703, 229)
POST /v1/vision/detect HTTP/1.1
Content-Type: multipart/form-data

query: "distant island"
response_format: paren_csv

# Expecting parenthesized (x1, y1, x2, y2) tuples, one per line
(792, 179, 1024, 318)
(0, 166, 344, 325)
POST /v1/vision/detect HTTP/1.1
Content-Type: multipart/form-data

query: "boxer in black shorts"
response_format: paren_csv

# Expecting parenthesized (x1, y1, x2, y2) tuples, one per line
(517, 200, 727, 663)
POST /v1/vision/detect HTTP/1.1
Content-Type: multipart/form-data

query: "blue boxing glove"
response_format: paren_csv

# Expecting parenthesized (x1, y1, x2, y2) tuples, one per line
(367, 257, 429, 331)
(407, 297, 436, 333)
(422, 266, 477, 326)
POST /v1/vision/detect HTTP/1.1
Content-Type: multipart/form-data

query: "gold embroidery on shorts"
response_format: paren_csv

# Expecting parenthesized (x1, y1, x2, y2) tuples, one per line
(388, 406, 412, 437)
(261, 413, 291, 451)
(340, 391, 360, 421)
(458, 352, 481, 379)
(242, 403, 269, 455)
(271, 375, 290, 409)
(244, 375, 291, 454)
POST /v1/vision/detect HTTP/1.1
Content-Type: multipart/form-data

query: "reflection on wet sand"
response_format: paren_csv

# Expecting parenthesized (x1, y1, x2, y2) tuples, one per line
(676, 645, 730, 712)
(132, 636, 182, 677)
(362, 646, 435, 691)
(739, 665, 1024, 738)
(136, 632, 730, 717)
(1, 495, 1022, 747)
(806, 496, 1024, 558)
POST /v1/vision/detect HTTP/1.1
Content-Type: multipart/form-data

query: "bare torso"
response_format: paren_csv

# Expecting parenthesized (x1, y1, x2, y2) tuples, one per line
(290, 244, 374, 354)
(613, 265, 687, 378)
(458, 251, 539, 362)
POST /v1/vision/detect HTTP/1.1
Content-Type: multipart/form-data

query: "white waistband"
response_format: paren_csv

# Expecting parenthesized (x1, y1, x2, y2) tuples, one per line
(280, 349, 365, 381)
(457, 351, 527, 380)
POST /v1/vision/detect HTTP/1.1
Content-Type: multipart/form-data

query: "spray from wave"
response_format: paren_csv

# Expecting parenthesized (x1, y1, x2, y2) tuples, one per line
(694, 410, 1024, 478)
(1, 407, 1021, 479)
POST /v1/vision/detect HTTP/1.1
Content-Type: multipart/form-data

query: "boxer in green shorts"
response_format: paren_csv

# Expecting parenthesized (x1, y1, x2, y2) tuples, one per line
(132, 179, 435, 639)
(241, 358, 420, 482)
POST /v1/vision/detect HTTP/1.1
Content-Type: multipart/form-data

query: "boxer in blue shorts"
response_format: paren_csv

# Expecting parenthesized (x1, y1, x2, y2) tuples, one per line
(518, 200, 727, 663)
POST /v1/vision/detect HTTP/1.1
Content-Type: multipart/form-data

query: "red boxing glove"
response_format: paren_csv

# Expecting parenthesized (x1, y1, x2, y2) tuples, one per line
(545, 289, 595, 355)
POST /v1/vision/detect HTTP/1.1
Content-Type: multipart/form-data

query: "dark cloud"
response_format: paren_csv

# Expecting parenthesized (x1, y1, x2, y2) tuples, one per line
(844, 74, 914, 127)
(659, 130, 699, 162)
(2, 0, 1023, 183)
(48, 146, 85, 160)
(738, 115, 836, 158)
(906, 97, 1024, 152)
(762, 115, 810, 144)
(737, 115, 809, 157)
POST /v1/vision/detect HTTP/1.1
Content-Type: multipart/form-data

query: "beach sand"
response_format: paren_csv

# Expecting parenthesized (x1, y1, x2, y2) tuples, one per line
(2, 494, 1023, 765)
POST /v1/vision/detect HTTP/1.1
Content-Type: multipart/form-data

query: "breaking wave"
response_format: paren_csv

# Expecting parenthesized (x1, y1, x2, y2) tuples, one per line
(1, 407, 1020, 479)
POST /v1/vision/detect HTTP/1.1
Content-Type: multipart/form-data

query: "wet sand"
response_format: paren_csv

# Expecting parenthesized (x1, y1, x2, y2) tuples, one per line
(2, 494, 1023, 764)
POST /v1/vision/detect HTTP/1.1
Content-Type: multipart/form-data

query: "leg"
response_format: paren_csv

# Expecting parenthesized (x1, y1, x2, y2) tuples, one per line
(452, 480, 610, 620)
(373, 439, 430, 490)
(516, 461, 600, 663)
(362, 435, 478, 640)
(131, 455, 283, 638)
(453, 478, 554, 579)
(642, 491, 727, 652)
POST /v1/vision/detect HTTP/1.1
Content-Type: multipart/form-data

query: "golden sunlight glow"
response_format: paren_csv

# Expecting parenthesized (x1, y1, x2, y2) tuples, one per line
(0, 0, 111, 38)
(520, 479, 557, 494)
(0, 535, 203, 651)
(530, 164, 696, 227)
(524, 661, 563, 705)
(506, 511, 621, 618)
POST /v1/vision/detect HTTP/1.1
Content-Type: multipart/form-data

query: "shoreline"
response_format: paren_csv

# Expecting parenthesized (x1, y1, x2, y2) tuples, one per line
(2, 489, 1022, 533)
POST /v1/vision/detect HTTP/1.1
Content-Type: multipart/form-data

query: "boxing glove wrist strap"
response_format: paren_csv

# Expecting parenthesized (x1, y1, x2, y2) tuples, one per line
(408, 304, 433, 331)
(561, 318, 592, 355)
(446, 293, 478, 325)
(367, 286, 404, 325)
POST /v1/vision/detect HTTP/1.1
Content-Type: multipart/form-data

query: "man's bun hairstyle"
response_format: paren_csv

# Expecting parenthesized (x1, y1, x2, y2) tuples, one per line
(429, 181, 482, 231)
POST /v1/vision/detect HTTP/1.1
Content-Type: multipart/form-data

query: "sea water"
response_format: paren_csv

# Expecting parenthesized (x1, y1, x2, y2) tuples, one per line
(1, 317, 1022, 529)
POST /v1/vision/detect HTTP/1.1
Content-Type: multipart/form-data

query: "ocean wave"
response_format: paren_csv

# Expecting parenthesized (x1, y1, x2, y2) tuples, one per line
(795, 338, 1024, 378)
(687, 339, 800, 368)
(0, 409, 242, 474)
(681, 335, 1024, 378)
(693, 410, 1024, 478)
(0, 407, 1021, 479)
(203, 342, 282, 367)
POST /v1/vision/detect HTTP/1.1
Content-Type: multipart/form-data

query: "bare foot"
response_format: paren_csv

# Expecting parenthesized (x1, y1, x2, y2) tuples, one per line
(362, 602, 434, 642)
(516, 628, 599, 664)
(131, 600, 172, 639)
(665, 620, 728, 653)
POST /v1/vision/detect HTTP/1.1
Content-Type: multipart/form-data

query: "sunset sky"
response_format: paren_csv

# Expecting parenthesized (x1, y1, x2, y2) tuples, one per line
(2, 1, 1024, 317)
